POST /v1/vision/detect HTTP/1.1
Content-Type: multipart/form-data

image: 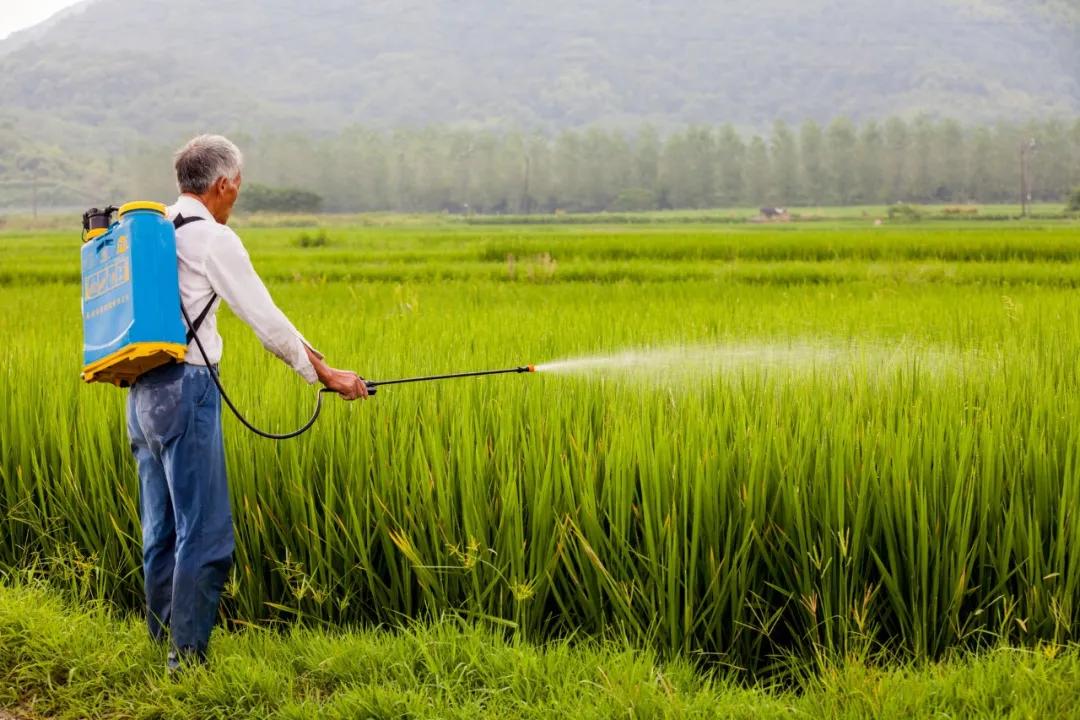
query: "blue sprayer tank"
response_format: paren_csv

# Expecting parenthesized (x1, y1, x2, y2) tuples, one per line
(81, 201, 188, 386)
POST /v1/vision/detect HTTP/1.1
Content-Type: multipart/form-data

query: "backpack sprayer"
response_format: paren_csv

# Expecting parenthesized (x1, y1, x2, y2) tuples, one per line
(80, 201, 535, 439)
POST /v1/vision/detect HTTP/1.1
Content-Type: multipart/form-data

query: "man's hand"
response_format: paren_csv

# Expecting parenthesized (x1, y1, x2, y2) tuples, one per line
(306, 346, 368, 400)
(321, 368, 368, 400)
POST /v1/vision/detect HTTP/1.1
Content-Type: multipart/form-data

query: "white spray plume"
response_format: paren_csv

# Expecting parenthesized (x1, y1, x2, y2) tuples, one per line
(535, 341, 966, 383)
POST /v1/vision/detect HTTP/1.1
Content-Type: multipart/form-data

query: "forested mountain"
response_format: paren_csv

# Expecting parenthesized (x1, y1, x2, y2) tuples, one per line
(2, 0, 1077, 143)
(0, 0, 1077, 210)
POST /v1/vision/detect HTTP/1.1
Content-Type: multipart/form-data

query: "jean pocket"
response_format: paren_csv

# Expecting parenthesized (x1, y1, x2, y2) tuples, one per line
(191, 367, 218, 408)
(134, 372, 186, 442)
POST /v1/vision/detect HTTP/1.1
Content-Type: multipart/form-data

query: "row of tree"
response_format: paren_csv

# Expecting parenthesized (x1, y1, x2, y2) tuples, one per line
(117, 116, 1080, 213)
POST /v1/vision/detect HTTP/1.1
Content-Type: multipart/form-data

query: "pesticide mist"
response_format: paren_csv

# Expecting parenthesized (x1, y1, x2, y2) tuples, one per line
(535, 340, 970, 385)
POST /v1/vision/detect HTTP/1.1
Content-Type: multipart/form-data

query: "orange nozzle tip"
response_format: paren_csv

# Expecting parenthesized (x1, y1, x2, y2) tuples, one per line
(527, 364, 536, 373)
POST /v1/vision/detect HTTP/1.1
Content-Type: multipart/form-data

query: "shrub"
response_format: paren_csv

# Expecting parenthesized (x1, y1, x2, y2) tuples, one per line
(1067, 187, 1080, 214)
(887, 203, 924, 222)
(294, 229, 330, 247)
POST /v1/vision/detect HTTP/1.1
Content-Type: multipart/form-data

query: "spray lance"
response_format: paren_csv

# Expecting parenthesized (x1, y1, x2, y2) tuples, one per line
(204, 352, 537, 441)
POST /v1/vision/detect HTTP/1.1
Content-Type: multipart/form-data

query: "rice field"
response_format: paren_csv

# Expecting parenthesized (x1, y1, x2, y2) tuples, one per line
(2, 217, 1080, 675)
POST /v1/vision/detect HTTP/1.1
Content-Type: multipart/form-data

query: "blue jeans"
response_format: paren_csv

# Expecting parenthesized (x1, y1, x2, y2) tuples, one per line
(126, 363, 234, 657)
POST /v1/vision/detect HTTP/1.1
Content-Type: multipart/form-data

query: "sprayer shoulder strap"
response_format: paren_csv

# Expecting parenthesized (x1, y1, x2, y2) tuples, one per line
(184, 294, 218, 344)
(173, 213, 204, 230)
(172, 213, 217, 343)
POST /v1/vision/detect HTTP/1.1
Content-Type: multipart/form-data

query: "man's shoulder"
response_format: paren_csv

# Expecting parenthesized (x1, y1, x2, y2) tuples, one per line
(165, 208, 240, 242)
(214, 222, 245, 246)
(203, 223, 251, 265)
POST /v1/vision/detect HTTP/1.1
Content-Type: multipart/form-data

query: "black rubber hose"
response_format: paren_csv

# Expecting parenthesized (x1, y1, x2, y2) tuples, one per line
(180, 302, 527, 438)
(182, 302, 329, 440)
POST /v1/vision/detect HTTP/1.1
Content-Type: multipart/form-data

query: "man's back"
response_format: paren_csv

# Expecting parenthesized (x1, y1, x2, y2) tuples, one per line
(167, 193, 317, 382)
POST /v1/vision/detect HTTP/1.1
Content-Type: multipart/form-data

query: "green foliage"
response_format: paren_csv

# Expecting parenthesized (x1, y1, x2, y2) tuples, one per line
(293, 229, 330, 248)
(154, 118, 1080, 213)
(609, 187, 657, 212)
(888, 202, 924, 222)
(1067, 187, 1080, 213)
(4, 220, 1080, 676)
(4, 117, 1080, 213)
(239, 183, 323, 213)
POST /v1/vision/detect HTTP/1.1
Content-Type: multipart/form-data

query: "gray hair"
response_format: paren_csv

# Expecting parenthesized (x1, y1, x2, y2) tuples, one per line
(174, 134, 243, 194)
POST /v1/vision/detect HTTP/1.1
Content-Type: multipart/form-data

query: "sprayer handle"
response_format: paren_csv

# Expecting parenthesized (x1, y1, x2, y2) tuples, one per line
(364, 382, 377, 396)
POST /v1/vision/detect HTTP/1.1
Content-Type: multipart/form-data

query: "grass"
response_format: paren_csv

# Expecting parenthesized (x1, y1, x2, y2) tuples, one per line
(2, 217, 1080, 678)
(2, 581, 1079, 719)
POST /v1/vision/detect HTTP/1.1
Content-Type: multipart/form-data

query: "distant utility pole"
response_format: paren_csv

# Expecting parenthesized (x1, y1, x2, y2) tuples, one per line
(1019, 138, 1037, 218)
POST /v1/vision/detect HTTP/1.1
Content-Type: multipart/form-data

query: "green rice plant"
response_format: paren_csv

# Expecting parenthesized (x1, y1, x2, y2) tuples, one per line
(2, 221, 1080, 676)
(7, 222, 1080, 290)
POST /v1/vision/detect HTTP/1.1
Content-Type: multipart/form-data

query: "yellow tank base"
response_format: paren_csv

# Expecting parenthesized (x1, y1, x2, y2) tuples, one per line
(82, 342, 188, 387)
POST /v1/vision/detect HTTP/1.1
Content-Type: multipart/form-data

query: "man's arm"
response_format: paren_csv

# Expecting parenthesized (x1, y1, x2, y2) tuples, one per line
(204, 228, 367, 400)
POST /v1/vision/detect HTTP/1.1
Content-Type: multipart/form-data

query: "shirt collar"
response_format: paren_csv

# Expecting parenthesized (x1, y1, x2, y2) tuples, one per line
(172, 194, 215, 223)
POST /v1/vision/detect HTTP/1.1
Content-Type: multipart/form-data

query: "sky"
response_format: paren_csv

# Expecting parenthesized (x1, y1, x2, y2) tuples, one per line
(0, 0, 83, 40)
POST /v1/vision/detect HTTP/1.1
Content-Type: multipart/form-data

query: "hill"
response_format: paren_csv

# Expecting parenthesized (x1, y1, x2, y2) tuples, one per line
(0, 0, 1076, 151)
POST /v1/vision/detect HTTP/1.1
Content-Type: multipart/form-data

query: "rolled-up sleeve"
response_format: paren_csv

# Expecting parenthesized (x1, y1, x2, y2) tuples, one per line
(204, 228, 321, 384)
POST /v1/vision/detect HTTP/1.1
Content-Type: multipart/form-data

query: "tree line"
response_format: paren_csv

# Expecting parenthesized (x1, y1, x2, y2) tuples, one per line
(118, 116, 1080, 214)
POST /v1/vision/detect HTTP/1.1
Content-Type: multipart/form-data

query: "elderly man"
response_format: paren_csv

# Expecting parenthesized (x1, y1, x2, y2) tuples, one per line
(126, 134, 366, 672)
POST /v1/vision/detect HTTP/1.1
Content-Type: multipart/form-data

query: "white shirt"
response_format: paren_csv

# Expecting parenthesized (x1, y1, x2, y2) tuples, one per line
(168, 195, 319, 384)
